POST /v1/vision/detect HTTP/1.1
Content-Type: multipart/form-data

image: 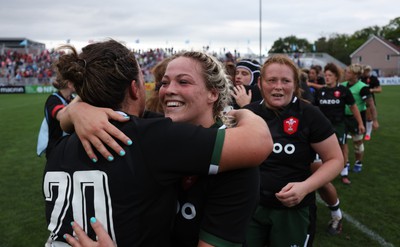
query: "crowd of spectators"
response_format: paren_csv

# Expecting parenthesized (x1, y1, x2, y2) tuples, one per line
(0, 47, 241, 86)
(0, 49, 56, 85)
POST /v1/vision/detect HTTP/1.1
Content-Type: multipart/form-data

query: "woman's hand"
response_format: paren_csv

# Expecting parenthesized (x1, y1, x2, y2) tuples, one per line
(275, 182, 308, 207)
(231, 85, 251, 108)
(61, 102, 132, 162)
(64, 218, 116, 247)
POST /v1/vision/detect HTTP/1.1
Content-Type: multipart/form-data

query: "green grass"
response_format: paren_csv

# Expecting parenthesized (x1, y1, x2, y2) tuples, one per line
(0, 94, 49, 246)
(0, 87, 399, 246)
(313, 86, 400, 246)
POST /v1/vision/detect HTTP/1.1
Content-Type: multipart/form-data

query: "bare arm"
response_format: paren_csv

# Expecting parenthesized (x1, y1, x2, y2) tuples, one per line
(366, 97, 379, 130)
(198, 240, 214, 247)
(58, 101, 131, 162)
(56, 96, 82, 132)
(307, 81, 324, 90)
(275, 134, 343, 207)
(308, 134, 344, 189)
(370, 85, 382, 94)
(218, 109, 273, 172)
(59, 105, 272, 170)
(349, 104, 365, 134)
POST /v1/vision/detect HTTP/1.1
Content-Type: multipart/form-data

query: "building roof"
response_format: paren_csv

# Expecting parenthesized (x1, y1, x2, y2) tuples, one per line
(350, 35, 400, 58)
(0, 37, 45, 49)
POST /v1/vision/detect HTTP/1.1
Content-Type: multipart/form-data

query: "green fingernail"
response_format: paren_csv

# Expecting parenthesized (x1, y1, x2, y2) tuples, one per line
(70, 221, 74, 226)
(119, 150, 126, 156)
(127, 139, 133, 145)
(90, 217, 97, 223)
(107, 156, 114, 161)
(92, 158, 98, 163)
(63, 234, 67, 239)
(124, 115, 130, 119)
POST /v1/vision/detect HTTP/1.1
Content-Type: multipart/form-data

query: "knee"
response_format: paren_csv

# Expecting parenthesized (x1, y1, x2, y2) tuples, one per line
(354, 142, 364, 154)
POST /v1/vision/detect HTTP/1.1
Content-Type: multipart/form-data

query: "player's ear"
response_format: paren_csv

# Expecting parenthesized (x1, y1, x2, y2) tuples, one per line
(207, 88, 218, 104)
(128, 80, 139, 100)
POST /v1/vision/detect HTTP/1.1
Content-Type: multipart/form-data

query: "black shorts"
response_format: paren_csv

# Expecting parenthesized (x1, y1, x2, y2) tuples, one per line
(345, 111, 366, 134)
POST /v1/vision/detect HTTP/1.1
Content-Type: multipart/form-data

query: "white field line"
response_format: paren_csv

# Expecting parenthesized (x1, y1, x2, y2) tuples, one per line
(316, 197, 395, 247)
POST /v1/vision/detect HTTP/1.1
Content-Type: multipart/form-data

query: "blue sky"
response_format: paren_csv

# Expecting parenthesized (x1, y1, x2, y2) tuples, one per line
(1, 0, 398, 54)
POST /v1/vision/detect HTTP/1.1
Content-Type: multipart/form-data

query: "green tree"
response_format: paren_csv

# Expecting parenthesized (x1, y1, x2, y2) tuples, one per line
(269, 35, 311, 53)
(269, 16, 399, 65)
(352, 26, 383, 39)
(382, 17, 400, 46)
(314, 34, 352, 64)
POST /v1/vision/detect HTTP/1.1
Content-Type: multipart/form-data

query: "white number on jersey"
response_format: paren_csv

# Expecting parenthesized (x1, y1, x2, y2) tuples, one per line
(44, 170, 116, 241)
(273, 143, 295, 154)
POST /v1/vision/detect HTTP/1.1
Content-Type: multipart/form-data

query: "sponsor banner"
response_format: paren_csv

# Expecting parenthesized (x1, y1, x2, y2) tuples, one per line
(0, 86, 25, 94)
(25, 85, 57, 94)
(379, 77, 400, 85)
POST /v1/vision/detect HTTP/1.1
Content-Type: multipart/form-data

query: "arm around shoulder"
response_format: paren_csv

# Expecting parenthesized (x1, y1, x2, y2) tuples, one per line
(218, 109, 272, 172)
(58, 98, 132, 161)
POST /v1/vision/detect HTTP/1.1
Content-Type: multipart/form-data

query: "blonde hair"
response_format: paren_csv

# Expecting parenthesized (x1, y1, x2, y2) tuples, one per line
(170, 51, 232, 119)
(347, 64, 364, 77)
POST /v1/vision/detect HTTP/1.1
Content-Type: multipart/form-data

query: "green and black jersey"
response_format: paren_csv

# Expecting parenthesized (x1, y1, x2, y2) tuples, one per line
(172, 120, 260, 247)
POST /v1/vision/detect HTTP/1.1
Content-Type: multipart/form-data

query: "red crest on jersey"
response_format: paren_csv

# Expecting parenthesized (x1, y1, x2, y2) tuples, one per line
(334, 90, 341, 98)
(283, 117, 299, 135)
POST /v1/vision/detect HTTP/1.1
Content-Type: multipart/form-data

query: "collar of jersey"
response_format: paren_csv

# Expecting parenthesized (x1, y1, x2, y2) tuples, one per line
(210, 118, 224, 129)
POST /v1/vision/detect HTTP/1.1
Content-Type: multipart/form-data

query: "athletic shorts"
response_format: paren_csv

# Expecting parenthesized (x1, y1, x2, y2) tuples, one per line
(332, 122, 346, 145)
(345, 111, 366, 135)
(245, 205, 313, 247)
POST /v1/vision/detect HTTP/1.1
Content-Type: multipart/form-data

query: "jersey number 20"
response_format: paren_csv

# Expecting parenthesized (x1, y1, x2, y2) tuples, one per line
(43, 170, 116, 241)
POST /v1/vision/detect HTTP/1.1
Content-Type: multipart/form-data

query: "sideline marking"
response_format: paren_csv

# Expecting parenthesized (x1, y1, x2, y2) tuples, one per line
(316, 197, 394, 247)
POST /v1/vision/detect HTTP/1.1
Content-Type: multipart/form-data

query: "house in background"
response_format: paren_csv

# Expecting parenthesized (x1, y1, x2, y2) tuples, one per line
(350, 35, 400, 77)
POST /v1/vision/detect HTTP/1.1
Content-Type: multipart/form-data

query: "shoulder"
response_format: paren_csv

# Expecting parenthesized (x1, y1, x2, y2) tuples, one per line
(142, 110, 164, 118)
(46, 93, 60, 102)
(371, 76, 380, 84)
(245, 100, 263, 111)
(299, 100, 326, 119)
(127, 116, 171, 129)
(337, 85, 350, 93)
(357, 80, 368, 87)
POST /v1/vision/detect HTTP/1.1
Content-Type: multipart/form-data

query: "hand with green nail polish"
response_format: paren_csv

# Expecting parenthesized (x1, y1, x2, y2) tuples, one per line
(64, 219, 116, 247)
(60, 101, 132, 161)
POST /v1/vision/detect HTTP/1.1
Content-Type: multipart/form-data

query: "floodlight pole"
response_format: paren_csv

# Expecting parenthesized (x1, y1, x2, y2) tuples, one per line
(259, 0, 262, 64)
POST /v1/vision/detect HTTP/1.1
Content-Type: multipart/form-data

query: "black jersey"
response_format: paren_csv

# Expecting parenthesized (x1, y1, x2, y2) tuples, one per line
(361, 75, 380, 89)
(245, 97, 334, 209)
(314, 85, 355, 124)
(44, 92, 70, 158)
(361, 75, 380, 102)
(172, 121, 259, 247)
(43, 115, 225, 247)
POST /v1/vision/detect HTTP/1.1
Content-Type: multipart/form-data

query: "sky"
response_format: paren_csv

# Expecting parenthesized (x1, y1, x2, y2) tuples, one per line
(1, 0, 399, 55)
